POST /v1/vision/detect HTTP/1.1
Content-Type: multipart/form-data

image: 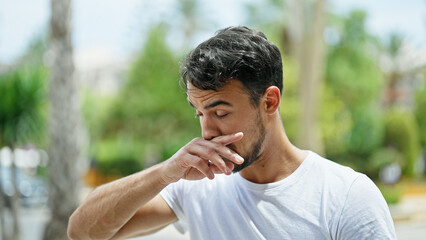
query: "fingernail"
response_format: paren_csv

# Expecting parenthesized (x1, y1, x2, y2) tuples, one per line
(235, 132, 243, 137)
(235, 155, 244, 163)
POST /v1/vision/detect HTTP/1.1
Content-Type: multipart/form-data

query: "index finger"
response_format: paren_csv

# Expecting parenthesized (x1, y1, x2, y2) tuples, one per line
(212, 132, 244, 145)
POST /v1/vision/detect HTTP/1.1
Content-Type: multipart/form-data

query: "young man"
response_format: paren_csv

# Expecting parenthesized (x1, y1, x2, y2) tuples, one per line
(68, 26, 396, 240)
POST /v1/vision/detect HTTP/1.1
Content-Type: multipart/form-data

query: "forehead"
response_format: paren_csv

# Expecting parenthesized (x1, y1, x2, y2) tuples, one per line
(186, 80, 249, 106)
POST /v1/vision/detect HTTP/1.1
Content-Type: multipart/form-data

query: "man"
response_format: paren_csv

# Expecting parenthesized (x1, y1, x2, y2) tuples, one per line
(68, 26, 396, 240)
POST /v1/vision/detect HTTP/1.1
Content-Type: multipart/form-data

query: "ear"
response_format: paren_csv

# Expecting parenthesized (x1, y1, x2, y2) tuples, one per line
(262, 86, 281, 115)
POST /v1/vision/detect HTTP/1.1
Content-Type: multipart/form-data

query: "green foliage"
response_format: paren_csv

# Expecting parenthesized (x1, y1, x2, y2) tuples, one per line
(0, 65, 47, 147)
(340, 11, 368, 46)
(384, 109, 421, 176)
(91, 25, 200, 173)
(0, 37, 48, 148)
(105, 25, 198, 141)
(82, 91, 116, 143)
(346, 105, 384, 155)
(326, 12, 383, 107)
(320, 85, 352, 158)
(377, 183, 403, 204)
(386, 33, 404, 57)
(95, 138, 143, 176)
(323, 10, 385, 172)
(97, 160, 142, 177)
(280, 56, 300, 142)
(414, 78, 426, 147)
(96, 138, 142, 163)
(326, 51, 383, 105)
(367, 147, 404, 180)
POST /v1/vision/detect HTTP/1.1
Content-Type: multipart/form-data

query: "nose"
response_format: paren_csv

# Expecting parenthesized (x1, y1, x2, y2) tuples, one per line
(201, 116, 221, 140)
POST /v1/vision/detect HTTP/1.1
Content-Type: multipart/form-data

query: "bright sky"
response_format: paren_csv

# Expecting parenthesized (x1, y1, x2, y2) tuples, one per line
(0, 0, 425, 64)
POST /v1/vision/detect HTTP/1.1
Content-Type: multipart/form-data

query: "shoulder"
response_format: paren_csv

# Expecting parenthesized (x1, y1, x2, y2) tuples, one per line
(307, 154, 398, 239)
(309, 153, 385, 208)
(312, 153, 358, 176)
(308, 152, 362, 190)
(333, 174, 396, 239)
(306, 153, 396, 239)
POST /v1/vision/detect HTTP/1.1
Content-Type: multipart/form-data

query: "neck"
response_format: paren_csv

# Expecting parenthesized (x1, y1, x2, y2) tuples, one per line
(239, 114, 308, 184)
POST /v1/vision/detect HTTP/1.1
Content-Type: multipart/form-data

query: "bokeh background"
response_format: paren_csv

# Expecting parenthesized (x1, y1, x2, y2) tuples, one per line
(1, 0, 426, 239)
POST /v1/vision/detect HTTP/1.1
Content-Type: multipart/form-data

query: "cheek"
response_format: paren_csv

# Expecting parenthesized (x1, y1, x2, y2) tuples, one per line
(229, 119, 258, 153)
(219, 115, 247, 135)
(221, 109, 259, 149)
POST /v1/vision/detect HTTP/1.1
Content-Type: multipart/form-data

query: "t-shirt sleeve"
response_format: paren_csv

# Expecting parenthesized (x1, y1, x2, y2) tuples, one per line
(335, 174, 396, 240)
(160, 180, 188, 234)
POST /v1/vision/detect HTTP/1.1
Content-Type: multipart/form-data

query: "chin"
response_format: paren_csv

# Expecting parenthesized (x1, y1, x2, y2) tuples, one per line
(232, 157, 254, 173)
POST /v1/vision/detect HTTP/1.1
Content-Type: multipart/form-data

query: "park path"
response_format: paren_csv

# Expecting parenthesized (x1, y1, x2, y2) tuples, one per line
(390, 182, 426, 240)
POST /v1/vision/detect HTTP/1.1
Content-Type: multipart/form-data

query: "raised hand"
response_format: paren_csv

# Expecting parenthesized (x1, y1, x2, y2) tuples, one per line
(160, 132, 244, 183)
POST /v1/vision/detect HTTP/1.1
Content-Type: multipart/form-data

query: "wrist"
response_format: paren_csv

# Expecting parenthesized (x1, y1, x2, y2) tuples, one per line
(157, 160, 180, 185)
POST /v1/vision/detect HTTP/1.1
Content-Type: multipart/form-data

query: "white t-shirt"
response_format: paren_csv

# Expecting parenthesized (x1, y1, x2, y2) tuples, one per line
(160, 151, 396, 240)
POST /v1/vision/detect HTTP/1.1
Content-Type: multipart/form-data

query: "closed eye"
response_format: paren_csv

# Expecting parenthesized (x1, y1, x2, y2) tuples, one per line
(216, 112, 229, 119)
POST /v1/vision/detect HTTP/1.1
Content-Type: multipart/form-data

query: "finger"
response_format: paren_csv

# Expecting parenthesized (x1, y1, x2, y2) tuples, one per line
(198, 140, 244, 165)
(189, 144, 229, 174)
(188, 156, 214, 179)
(226, 161, 235, 172)
(211, 132, 244, 146)
(210, 161, 234, 175)
(187, 143, 229, 174)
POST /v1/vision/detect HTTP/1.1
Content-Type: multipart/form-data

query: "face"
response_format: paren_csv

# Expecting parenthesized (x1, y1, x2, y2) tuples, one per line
(187, 80, 266, 172)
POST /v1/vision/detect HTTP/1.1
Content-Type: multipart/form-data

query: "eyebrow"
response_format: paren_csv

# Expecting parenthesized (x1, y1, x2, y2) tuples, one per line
(204, 100, 232, 110)
(188, 100, 196, 109)
(187, 99, 232, 110)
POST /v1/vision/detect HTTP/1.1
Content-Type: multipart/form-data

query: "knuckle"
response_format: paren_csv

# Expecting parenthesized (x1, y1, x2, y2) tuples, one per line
(178, 147, 190, 157)
(175, 158, 188, 170)
(189, 137, 201, 144)
(206, 148, 215, 155)
(191, 156, 204, 167)
(211, 141, 221, 150)
(217, 160, 226, 168)
(226, 149, 235, 157)
(194, 156, 203, 164)
(211, 157, 225, 168)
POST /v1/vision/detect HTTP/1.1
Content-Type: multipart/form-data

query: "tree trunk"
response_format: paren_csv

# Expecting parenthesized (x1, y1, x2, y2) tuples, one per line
(44, 0, 88, 239)
(0, 158, 7, 240)
(286, 0, 326, 155)
(9, 148, 20, 240)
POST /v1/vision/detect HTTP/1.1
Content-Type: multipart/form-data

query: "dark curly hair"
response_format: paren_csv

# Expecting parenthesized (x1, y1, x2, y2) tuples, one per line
(180, 26, 283, 106)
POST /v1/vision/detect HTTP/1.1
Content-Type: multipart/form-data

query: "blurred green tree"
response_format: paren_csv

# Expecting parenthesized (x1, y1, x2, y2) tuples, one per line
(324, 10, 385, 172)
(0, 65, 47, 146)
(414, 73, 426, 176)
(94, 25, 199, 174)
(382, 33, 404, 107)
(384, 108, 421, 176)
(0, 39, 47, 240)
(415, 73, 426, 149)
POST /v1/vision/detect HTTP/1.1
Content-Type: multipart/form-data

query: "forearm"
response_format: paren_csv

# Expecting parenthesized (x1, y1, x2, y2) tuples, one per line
(67, 133, 245, 239)
(68, 162, 169, 240)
